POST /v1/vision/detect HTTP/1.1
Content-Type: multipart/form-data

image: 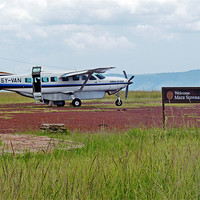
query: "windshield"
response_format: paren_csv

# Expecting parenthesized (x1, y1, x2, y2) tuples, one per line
(95, 73, 105, 80)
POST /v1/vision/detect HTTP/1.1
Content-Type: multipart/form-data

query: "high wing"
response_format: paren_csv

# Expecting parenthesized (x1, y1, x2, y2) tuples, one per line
(59, 67, 115, 78)
(59, 67, 115, 91)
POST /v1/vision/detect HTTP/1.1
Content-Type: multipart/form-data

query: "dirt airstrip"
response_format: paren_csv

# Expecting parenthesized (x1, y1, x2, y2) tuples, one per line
(0, 102, 200, 134)
(0, 102, 200, 153)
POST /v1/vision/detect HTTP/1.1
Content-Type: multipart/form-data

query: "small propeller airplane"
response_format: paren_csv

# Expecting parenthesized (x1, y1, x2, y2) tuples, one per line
(0, 66, 134, 107)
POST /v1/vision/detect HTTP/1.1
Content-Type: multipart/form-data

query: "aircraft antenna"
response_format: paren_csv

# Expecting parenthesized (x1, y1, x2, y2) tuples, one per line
(0, 56, 72, 71)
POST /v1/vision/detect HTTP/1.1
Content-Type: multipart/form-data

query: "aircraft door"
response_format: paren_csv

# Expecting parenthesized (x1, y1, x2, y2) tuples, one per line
(32, 67, 42, 103)
(33, 77, 41, 92)
(32, 67, 41, 93)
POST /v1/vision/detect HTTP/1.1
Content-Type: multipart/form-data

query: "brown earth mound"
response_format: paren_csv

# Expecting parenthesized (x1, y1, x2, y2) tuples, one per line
(0, 134, 84, 154)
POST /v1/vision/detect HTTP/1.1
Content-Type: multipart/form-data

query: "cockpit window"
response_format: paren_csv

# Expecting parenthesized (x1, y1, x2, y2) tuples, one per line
(89, 75, 96, 80)
(95, 73, 105, 79)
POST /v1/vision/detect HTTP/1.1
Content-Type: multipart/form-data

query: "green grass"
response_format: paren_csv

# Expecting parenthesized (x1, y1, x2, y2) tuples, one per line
(0, 92, 34, 104)
(0, 91, 162, 108)
(0, 91, 197, 108)
(0, 128, 200, 199)
(85, 91, 162, 107)
(0, 91, 199, 199)
(0, 114, 14, 119)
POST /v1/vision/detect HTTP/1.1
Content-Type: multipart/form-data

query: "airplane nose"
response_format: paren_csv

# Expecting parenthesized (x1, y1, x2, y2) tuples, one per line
(128, 81, 133, 85)
(123, 72, 134, 100)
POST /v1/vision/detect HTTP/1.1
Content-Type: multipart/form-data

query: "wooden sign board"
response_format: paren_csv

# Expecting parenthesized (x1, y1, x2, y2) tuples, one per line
(162, 87, 200, 127)
(162, 87, 200, 104)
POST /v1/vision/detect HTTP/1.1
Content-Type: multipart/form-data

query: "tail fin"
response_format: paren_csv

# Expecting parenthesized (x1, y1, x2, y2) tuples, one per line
(0, 71, 13, 76)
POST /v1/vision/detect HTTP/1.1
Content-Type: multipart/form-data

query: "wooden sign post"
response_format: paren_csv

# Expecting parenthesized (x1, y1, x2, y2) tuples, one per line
(162, 87, 200, 128)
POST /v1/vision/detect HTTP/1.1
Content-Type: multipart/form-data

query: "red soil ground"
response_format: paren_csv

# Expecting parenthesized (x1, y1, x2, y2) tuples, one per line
(0, 103, 200, 134)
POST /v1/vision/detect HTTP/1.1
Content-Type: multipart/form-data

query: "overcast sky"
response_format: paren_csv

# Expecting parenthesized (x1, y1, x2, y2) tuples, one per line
(0, 0, 200, 75)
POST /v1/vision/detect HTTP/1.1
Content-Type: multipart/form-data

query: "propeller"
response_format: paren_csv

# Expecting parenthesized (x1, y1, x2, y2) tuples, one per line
(123, 70, 128, 79)
(123, 71, 134, 100)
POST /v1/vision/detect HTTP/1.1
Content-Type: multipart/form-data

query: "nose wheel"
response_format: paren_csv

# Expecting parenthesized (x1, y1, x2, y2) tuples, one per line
(115, 99, 123, 106)
(115, 92, 123, 106)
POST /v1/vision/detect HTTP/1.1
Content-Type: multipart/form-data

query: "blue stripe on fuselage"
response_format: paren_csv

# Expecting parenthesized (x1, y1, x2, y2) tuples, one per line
(0, 82, 128, 89)
(42, 82, 128, 88)
(0, 84, 32, 89)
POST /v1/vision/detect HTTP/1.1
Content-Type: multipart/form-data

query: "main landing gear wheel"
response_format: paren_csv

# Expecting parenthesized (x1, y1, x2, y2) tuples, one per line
(57, 101, 65, 107)
(115, 99, 123, 106)
(72, 98, 82, 107)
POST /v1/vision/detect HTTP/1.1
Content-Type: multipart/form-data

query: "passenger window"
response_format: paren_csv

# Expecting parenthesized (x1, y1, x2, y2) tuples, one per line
(25, 78, 32, 83)
(51, 77, 57, 82)
(42, 77, 49, 82)
(62, 77, 69, 81)
(89, 75, 96, 80)
(82, 75, 87, 80)
(73, 75, 79, 81)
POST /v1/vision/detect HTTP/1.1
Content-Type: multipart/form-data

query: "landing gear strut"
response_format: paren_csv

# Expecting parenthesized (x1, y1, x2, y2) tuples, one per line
(115, 92, 123, 106)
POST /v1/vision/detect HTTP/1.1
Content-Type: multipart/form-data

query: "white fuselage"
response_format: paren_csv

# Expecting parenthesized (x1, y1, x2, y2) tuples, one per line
(0, 71, 129, 102)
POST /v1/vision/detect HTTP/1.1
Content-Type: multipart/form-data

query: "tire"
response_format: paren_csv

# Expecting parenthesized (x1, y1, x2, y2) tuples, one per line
(43, 100, 50, 105)
(115, 99, 123, 106)
(56, 101, 65, 107)
(72, 98, 82, 107)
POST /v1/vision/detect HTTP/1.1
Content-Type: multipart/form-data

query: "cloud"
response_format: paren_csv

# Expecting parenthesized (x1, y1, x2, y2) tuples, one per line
(0, 0, 200, 51)
(133, 24, 176, 40)
(184, 21, 200, 32)
(0, 1, 200, 34)
(65, 31, 133, 50)
(0, 2, 5, 10)
(16, 32, 32, 41)
(0, 0, 200, 75)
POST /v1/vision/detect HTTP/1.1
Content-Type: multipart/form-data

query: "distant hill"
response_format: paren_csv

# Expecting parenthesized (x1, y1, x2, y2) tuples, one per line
(108, 69, 200, 91)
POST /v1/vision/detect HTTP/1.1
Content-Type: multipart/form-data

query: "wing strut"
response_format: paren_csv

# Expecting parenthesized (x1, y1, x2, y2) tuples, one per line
(79, 73, 92, 90)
